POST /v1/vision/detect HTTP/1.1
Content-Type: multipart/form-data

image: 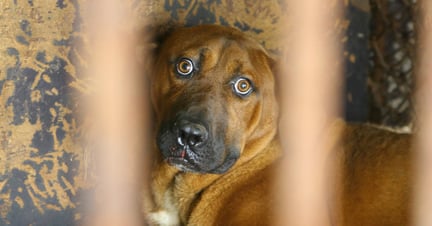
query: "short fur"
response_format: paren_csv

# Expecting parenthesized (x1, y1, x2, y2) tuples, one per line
(143, 25, 412, 226)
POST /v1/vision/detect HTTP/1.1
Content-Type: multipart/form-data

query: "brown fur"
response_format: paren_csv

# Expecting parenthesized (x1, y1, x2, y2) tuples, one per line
(338, 124, 412, 226)
(143, 25, 412, 226)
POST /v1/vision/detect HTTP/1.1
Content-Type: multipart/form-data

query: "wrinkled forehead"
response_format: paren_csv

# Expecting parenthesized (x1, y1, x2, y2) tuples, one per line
(160, 26, 267, 60)
(158, 28, 271, 81)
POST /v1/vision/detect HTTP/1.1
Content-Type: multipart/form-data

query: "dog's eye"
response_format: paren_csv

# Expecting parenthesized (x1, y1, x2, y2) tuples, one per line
(176, 58, 194, 77)
(233, 78, 253, 96)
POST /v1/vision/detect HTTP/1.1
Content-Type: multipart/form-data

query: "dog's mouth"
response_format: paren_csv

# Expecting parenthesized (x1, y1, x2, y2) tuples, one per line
(165, 144, 202, 172)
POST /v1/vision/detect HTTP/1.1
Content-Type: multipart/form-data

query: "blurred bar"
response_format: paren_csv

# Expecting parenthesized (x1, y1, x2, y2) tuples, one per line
(414, 1, 432, 226)
(82, 0, 148, 226)
(278, 0, 343, 226)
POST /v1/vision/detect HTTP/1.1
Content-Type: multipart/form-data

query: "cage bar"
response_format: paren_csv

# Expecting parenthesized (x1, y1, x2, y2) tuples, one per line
(277, 0, 344, 225)
(414, 1, 432, 225)
(82, 0, 148, 225)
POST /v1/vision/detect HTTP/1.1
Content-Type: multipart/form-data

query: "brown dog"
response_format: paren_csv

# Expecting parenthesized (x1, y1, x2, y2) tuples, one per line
(144, 25, 412, 226)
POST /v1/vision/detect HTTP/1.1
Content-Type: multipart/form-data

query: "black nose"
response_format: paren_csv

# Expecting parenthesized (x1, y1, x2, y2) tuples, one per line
(176, 120, 208, 147)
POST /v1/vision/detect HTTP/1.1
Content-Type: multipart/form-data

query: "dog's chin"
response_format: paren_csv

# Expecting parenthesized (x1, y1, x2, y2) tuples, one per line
(162, 145, 198, 172)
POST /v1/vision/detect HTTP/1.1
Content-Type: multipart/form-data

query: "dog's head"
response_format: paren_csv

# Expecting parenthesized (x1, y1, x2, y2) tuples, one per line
(150, 25, 278, 174)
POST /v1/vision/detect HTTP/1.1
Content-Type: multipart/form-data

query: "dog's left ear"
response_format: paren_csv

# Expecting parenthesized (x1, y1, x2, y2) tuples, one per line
(265, 51, 281, 101)
(266, 53, 279, 75)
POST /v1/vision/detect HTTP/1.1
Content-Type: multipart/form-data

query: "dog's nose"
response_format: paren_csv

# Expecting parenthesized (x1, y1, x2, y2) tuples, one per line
(177, 120, 208, 147)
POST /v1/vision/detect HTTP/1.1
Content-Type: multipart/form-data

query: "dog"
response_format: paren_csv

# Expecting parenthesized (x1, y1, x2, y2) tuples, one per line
(143, 24, 412, 226)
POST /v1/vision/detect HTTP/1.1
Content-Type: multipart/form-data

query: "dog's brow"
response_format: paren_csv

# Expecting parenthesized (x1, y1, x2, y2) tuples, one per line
(199, 47, 211, 57)
(197, 46, 222, 72)
(169, 51, 198, 64)
(232, 61, 244, 74)
(199, 48, 210, 64)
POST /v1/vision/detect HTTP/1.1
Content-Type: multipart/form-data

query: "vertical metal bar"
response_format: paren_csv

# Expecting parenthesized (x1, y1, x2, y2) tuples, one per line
(414, 1, 432, 226)
(82, 0, 148, 225)
(278, 0, 343, 225)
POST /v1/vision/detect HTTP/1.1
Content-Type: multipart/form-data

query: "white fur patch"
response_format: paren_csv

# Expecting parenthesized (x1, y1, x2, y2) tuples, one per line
(149, 189, 180, 226)
(149, 210, 180, 226)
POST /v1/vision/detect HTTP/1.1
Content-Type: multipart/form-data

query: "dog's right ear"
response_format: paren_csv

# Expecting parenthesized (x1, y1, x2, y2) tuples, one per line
(136, 23, 180, 75)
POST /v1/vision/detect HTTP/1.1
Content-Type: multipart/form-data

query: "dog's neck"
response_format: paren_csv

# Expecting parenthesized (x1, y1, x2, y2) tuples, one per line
(147, 126, 280, 225)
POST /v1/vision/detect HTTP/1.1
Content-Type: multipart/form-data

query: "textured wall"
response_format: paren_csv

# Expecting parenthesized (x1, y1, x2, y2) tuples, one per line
(0, 0, 369, 225)
(0, 0, 86, 225)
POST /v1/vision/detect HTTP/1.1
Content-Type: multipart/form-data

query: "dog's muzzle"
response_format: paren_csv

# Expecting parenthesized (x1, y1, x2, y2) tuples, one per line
(157, 116, 211, 172)
(157, 113, 239, 174)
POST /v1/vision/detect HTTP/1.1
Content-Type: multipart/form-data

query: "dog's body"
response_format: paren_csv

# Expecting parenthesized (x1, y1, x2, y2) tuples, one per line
(144, 25, 412, 226)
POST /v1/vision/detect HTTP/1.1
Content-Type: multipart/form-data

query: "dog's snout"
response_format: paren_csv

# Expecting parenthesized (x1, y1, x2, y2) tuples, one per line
(176, 120, 208, 147)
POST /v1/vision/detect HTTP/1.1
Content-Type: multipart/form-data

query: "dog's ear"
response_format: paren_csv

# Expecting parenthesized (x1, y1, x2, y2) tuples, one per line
(266, 50, 280, 73)
(136, 23, 180, 67)
(267, 54, 279, 75)
(265, 51, 281, 102)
